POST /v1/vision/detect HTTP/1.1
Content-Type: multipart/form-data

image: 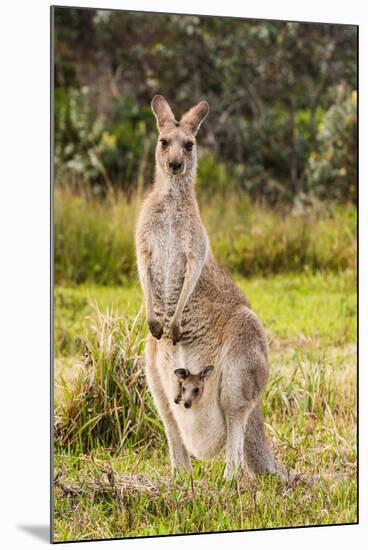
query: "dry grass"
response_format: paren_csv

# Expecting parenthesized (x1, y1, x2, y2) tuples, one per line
(54, 189, 356, 285)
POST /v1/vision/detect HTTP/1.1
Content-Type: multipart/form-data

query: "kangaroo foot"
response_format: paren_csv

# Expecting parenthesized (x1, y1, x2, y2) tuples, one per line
(224, 463, 244, 482)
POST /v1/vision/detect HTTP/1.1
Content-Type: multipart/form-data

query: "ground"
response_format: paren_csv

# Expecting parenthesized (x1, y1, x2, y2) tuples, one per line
(53, 270, 357, 542)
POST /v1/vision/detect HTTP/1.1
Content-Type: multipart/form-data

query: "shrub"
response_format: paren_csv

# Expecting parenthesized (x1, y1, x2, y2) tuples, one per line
(54, 87, 107, 190)
(197, 153, 239, 196)
(54, 308, 164, 453)
(54, 89, 156, 195)
(306, 87, 357, 202)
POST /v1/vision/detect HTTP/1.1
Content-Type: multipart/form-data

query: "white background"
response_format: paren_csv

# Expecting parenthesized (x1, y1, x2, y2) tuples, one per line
(0, 0, 365, 547)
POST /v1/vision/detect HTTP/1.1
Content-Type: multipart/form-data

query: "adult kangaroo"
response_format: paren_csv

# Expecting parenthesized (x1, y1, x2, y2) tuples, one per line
(135, 95, 287, 480)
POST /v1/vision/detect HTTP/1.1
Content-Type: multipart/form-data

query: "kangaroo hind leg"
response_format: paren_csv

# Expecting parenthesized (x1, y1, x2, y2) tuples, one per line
(220, 311, 270, 481)
(144, 336, 192, 474)
(224, 402, 256, 480)
(244, 402, 289, 480)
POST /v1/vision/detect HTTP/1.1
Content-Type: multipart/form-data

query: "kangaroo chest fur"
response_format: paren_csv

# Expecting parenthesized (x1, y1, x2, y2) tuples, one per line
(148, 195, 192, 316)
(172, 393, 226, 460)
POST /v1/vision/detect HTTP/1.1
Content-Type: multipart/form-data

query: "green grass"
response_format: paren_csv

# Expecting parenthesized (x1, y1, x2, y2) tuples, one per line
(54, 447, 356, 540)
(237, 270, 356, 346)
(54, 270, 356, 357)
(53, 270, 357, 541)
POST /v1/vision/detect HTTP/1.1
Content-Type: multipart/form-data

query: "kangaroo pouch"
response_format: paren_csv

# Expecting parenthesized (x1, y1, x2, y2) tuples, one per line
(157, 345, 226, 459)
(172, 400, 226, 459)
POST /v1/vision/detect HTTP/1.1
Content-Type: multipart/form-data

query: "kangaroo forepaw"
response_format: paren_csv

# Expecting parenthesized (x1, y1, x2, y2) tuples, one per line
(148, 318, 163, 340)
(170, 321, 183, 345)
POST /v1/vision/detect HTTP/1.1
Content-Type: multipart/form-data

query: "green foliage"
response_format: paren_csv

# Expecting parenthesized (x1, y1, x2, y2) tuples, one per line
(99, 97, 156, 194)
(306, 88, 357, 202)
(54, 272, 356, 361)
(54, 87, 107, 189)
(237, 271, 356, 346)
(197, 153, 239, 195)
(54, 88, 156, 195)
(54, 8, 357, 203)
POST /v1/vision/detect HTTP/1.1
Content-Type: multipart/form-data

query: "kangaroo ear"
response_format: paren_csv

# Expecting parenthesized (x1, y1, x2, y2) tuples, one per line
(151, 95, 176, 130)
(180, 100, 209, 135)
(200, 366, 214, 379)
(174, 368, 189, 380)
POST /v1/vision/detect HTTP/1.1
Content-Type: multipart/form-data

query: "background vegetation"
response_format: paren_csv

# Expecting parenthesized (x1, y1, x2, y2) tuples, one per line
(53, 6, 357, 543)
(54, 8, 357, 204)
(54, 189, 356, 286)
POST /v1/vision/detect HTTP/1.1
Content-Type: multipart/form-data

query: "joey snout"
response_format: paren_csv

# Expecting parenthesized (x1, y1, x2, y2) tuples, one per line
(183, 388, 201, 409)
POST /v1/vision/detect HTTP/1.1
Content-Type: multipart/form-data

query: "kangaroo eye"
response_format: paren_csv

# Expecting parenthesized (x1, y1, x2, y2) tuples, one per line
(182, 387, 186, 393)
(160, 139, 169, 148)
(193, 388, 199, 394)
(184, 141, 193, 151)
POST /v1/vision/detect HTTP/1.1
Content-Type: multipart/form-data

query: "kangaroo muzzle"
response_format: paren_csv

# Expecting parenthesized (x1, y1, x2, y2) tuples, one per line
(168, 160, 183, 174)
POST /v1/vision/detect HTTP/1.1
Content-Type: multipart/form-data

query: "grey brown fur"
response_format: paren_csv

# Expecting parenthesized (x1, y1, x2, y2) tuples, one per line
(135, 95, 287, 480)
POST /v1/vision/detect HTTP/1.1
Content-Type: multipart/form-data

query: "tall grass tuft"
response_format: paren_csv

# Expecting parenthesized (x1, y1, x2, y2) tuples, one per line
(54, 306, 164, 454)
(54, 188, 356, 285)
(200, 194, 356, 276)
(54, 188, 139, 285)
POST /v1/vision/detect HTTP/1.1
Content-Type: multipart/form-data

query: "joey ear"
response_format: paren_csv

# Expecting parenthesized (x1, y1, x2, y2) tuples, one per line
(174, 368, 189, 380)
(180, 100, 209, 135)
(151, 95, 176, 130)
(200, 366, 214, 380)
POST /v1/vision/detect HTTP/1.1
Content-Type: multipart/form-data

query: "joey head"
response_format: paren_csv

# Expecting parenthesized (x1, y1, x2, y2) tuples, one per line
(174, 366, 214, 409)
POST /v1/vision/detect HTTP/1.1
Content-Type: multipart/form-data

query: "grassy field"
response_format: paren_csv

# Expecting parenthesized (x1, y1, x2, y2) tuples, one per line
(54, 189, 356, 285)
(53, 270, 357, 542)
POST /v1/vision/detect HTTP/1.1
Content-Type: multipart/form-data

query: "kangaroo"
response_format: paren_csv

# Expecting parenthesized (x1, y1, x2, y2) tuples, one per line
(174, 366, 214, 408)
(135, 95, 287, 480)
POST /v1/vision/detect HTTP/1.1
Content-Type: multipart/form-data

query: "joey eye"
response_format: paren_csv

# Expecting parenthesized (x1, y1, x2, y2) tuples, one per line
(182, 387, 186, 393)
(184, 141, 193, 152)
(160, 139, 169, 148)
(193, 388, 199, 395)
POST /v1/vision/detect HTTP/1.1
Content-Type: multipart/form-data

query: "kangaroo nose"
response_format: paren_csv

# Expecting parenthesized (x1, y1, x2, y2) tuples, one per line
(184, 401, 192, 409)
(169, 160, 182, 173)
